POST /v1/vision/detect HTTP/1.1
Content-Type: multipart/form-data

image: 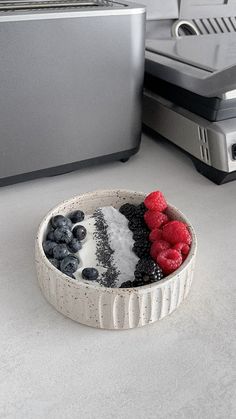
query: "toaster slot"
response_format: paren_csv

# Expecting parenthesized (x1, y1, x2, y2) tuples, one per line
(0, 0, 115, 11)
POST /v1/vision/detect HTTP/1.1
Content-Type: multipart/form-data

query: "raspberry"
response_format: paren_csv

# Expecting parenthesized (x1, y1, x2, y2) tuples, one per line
(150, 240, 170, 260)
(173, 242, 190, 261)
(144, 191, 168, 212)
(149, 228, 162, 242)
(156, 249, 182, 275)
(162, 220, 192, 245)
(144, 210, 169, 230)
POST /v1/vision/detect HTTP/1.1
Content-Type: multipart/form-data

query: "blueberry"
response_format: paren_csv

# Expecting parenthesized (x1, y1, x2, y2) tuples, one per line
(52, 243, 70, 260)
(54, 226, 73, 244)
(49, 258, 60, 269)
(43, 240, 57, 257)
(69, 210, 85, 224)
(73, 225, 87, 241)
(47, 230, 55, 241)
(67, 238, 82, 253)
(51, 215, 72, 230)
(69, 254, 80, 264)
(82, 267, 99, 281)
(66, 218, 73, 229)
(60, 255, 79, 274)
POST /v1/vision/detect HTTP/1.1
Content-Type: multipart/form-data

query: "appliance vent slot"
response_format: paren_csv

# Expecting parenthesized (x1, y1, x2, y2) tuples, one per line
(205, 147, 210, 163)
(198, 126, 207, 143)
(0, 0, 119, 11)
(198, 126, 210, 164)
(200, 145, 204, 160)
(192, 17, 236, 34)
(199, 144, 210, 163)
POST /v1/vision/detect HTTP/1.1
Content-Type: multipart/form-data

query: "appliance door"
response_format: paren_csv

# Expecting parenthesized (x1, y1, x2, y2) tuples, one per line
(0, 11, 145, 179)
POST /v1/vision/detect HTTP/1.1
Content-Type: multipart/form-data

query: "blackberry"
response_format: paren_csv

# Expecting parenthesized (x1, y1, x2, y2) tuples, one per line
(120, 278, 151, 288)
(133, 240, 151, 258)
(119, 203, 137, 220)
(134, 269, 151, 282)
(120, 280, 133, 288)
(128, 217, 146, 231)
(132, 278, 146, 287)
(136, 256, 156, 272)
(134, 257, 163, 283)
(120, 279, 145, 288)
(132, 227, 149, 242)
(135, 202, 147, 218)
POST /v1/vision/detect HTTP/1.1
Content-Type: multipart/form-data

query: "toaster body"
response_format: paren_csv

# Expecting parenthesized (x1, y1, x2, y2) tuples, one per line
(0, 1, 146, 186)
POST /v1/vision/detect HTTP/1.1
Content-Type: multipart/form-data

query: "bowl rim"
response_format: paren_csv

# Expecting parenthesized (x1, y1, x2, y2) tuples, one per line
(35, 189, 197, 292)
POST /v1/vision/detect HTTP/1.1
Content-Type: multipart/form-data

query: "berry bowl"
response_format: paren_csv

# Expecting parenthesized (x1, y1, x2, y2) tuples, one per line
(35, 189, 197, 330)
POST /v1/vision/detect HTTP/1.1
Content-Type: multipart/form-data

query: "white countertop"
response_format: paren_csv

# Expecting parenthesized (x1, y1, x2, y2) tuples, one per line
(1, 132, 235, 419)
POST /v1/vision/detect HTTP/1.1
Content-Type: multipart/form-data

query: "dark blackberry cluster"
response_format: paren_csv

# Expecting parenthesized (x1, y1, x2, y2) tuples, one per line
(119, 203, 137, 220)
(120, 257, 163, 288)
(120, 279, 144, 288)
(118, 200, 164, 288)
(119, 202, 147, 220)
(128, 217, 146, 231)
(135, 202, 147, 218)
(134, 257, 163, 283)
(132, 227, 149, 242)
(133, 240, 151, 258)
(120, 280, 133, 288)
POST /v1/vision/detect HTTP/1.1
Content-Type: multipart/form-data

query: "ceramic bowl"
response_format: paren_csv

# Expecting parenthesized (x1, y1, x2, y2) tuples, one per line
(35, 189, 197, 329)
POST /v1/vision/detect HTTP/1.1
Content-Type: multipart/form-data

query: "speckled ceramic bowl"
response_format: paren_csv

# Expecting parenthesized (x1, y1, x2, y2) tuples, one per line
(35, 189, 197, 329)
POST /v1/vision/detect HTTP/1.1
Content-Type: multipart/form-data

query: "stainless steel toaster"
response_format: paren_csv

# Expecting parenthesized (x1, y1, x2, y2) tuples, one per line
(0, 1, 145, 186)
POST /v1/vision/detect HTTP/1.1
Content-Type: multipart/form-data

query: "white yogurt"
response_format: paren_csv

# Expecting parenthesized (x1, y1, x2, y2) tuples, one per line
(73, 215, 107, 282)
(101, 206, 139, 287)
(72, 206, 138, 287)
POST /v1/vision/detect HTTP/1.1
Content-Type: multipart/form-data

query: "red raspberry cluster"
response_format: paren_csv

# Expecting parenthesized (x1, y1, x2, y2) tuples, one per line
(144, 191, 192, 276)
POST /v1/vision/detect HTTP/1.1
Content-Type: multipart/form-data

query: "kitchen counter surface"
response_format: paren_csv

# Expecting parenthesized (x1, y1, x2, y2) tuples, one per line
(1, 132, 235, 419)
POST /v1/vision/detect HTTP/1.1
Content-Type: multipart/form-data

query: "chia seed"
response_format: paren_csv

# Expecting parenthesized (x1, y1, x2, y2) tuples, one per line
(93, 209, 119, 287)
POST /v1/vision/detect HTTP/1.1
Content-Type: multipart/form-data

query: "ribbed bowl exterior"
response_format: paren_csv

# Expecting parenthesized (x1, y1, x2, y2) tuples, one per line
(35, 190, 197, 329)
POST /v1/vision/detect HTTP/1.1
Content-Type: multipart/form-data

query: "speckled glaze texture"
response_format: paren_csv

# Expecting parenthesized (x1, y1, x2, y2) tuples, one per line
(35, 190, 197, 329)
